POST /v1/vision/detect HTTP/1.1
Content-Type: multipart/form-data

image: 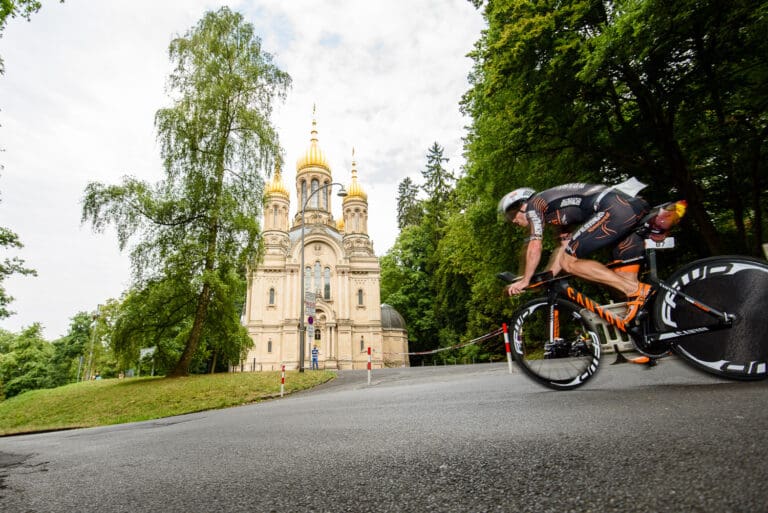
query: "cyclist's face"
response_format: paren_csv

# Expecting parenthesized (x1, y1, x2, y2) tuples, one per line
(507, 205, 528, 227)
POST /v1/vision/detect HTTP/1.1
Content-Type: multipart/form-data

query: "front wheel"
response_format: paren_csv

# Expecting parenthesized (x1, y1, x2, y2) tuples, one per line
(509, 298, 603, 390)
(654, 256, 768, 380)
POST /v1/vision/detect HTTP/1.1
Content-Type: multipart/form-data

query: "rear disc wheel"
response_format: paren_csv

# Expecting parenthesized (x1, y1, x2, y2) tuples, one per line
(654, 256, 768, 380)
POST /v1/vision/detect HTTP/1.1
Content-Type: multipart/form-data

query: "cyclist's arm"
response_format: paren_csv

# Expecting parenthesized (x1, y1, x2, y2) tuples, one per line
(507, 238, 542, 295)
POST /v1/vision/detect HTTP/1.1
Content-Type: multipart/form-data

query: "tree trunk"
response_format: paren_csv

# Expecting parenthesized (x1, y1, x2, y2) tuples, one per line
(169, 283, 213, 377)
(209, 350, 218, 374)
(621, 65, 723, 254)
(169, 169, 225, 377)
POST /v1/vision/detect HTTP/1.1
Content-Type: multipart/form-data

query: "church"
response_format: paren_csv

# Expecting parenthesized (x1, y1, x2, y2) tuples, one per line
(237, 115, 409, 371)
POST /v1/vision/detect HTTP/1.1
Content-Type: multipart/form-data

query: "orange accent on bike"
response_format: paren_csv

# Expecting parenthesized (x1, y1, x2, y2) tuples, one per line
(553, 308, 560, 339)
(693, 302, 711, 313)
(566, 286, 628, 332)
(614, 264, 640, 274)
(630, 356, 650, 364)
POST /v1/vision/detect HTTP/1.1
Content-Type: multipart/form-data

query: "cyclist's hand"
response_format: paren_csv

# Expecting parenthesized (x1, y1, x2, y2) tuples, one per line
(507, 279, 530, 296)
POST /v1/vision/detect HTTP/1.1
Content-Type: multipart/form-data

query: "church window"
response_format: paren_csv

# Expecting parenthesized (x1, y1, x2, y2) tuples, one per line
(314, 262, 322, 294)
(268, 287, 275, 305)
(360, 336, 365, 352)
(267, 339, 272, 353)
(304, 266, 311, 292)
(301, 180, 307, 207)
(322, 180, 329, 210)
(324, 267, 331, 299)
(311, 179, 319, 208)
(357, 289, 364, 306)
(272, 205, 278, 227)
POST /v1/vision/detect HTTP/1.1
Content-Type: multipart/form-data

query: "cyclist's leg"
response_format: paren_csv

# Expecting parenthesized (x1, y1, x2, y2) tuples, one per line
(560, 194, 650, 317)
(560, 253, 636, 295)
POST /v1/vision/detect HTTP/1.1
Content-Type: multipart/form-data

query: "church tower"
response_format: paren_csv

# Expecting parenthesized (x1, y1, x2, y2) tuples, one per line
(239, 110, 409, 372)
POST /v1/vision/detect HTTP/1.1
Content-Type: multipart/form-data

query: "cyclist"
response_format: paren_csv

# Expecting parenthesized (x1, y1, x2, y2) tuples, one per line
(499, 183, 651, 321)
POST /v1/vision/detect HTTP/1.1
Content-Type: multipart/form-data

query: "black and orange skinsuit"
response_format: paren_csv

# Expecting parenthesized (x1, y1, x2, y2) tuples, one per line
(525, 183, 649, 261)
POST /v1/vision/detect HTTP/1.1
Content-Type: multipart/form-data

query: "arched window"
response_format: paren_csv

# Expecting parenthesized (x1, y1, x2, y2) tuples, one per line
(268, 287, 275, 305)
(311, 179, 319, 208)
(301, 180, 307, 207)
(322, 180, 329, 210)
(314, 262, 321, 294)
(324, 267, 331, 299)
(360, 336, 365, 352)
(272, 205, 278, 228)
(267, 339, 272, 353)
(357, 289, 364, 306)
(304, 266, 311, 292)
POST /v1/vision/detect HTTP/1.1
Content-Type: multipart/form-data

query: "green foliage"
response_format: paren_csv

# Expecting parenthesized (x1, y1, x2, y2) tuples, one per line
(81, 7, 289, 376)
(384, 0, 768, 365)
(0, 225, 36, 319)
(380, 225, 437, 357)
(396, 177, 423, 230)
(0, 324, 53, 398)
(48, 311, 92, 385)
(462, 0, 767, 257)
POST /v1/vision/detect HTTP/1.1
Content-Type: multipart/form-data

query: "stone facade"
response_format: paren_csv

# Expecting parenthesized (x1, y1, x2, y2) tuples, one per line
(238, 116, 409, 371)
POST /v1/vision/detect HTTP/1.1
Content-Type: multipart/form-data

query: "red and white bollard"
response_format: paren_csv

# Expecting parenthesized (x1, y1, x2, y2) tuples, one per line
(502, 323, 513, 374)
(367, 346, 372, 385)
(280, 364, 285, 397)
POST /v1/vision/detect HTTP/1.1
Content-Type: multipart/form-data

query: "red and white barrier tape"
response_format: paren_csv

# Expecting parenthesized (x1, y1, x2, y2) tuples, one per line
(382, 327, 504, 356)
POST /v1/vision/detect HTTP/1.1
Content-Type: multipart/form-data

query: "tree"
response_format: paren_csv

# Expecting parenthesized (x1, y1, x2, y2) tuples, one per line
(396, 177, 422, 230)
(0, 323, 52, 398)
(420, 142, 455, 230)
(463, 0, 768, 257)
(82, 7, 291, 376)
(0, 225, 36, 319)
(380, 225, 437, 361)
(48, 311, 92, 385)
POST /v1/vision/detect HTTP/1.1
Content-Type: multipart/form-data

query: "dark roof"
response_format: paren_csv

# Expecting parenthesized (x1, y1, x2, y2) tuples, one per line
(380, 304, 407, 331)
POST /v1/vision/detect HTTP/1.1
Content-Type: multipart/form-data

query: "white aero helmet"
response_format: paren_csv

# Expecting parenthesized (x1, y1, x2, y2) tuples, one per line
(498, 187, 536, 220)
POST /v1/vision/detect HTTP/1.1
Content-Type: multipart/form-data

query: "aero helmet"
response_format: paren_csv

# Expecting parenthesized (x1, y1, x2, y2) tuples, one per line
(498, 188, 536, 221)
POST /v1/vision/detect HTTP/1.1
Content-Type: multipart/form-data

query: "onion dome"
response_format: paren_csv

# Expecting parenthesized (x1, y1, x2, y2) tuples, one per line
(344, 148, 368, 202)
(265, 160, 289, 198)
(296, 110, 330, 172)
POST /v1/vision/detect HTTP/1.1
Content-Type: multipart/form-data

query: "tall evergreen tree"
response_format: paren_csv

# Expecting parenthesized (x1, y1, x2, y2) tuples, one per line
(396, 177, 422, 230)
(420, 142, 455, 226)
(82, 7, 291, 376)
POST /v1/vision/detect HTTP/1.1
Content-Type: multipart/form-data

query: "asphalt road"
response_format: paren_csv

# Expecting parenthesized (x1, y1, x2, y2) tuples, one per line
(1, 358, 767, 512)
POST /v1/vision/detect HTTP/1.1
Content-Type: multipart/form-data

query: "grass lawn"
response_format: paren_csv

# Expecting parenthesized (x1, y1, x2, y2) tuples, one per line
(0, 371, 335, 436)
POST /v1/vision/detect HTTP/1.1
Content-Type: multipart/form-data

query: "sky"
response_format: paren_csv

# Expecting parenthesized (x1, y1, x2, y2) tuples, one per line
(0, 0, 486, 339)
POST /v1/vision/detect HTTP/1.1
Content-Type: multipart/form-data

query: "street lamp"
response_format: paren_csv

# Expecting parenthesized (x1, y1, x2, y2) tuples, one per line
(299, 182, 347, 372)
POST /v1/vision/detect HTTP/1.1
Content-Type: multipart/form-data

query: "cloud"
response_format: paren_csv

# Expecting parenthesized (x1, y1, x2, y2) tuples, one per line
(0, 0, 484, 338)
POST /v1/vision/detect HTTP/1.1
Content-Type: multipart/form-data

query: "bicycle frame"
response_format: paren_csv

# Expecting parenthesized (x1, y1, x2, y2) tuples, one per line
(533, 249, 735, 347)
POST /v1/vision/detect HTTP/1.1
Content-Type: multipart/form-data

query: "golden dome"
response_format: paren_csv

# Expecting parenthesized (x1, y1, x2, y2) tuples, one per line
(265, 160, 289, 198)
(344, 148, 367, 202)
(336, 217, 345, 231)
(296, 115, 330, 172)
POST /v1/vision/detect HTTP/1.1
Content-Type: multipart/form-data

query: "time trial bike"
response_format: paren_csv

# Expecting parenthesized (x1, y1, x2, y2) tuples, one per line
(499, 206, 768, 390)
